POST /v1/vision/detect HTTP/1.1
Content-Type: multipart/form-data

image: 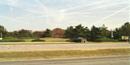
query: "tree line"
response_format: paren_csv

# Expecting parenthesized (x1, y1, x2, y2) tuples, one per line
(0, 22, 130, 42)
(65, 22, 130, 42)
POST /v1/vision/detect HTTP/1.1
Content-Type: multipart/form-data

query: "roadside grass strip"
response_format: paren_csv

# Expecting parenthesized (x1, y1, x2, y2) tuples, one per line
(0, 48, 129, 61)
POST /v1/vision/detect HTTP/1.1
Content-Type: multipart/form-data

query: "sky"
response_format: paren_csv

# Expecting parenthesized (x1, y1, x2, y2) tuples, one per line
(0, 0, 129, 31)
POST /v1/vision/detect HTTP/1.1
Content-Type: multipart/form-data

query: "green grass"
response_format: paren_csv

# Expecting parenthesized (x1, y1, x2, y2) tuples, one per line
(0, 37, 71, 43)
(0, 37, 33, 42)
(0, 48, 129, 60)
(41, 38, 70, 42)
(0, 42, 74, 45)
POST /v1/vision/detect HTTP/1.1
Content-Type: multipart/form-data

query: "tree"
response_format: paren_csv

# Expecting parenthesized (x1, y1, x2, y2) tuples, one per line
(113, 28, 121, 40)
(99, 24, 110, 38)
(33, 31, 44, 38)
(10, 31, 19, 38)
(65, 24, 90, 39)
(17, 29, 33, 38)
(75, 24, 84, 37)
(74, 24, 90, 38)
(90, 26, 100, 41)
(64, 26, 75, 38)
(0, 25, 7, 37)
(119, 22, 130, 36)
(42, 29, 51, 37)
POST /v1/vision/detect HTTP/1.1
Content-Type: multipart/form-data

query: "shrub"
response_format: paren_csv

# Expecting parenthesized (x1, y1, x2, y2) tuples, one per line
(70, 38, 81, 42)
(32, 39, 45, 42)
(0, 39, 25, 42)
(95, 37, 118, 42)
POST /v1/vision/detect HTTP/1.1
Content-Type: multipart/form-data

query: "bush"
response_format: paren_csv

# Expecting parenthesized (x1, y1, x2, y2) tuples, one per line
(32, 39, 45, 42)
(70, 38, 81, 42)
(95, 37, 118, 42)
(0, 39, 25, 42)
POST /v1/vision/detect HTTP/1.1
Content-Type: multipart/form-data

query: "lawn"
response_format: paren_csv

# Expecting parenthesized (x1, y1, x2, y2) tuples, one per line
(0, 48, 129, 61)
(0, 37, 71, 42)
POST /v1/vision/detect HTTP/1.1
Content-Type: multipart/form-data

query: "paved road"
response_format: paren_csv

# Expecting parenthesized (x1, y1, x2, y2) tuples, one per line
(0, 42, 130, 51)
(0, 56, 129, 65)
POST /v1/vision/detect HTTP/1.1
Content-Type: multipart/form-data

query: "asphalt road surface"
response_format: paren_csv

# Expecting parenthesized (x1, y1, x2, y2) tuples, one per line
(0, 56, 129, 65)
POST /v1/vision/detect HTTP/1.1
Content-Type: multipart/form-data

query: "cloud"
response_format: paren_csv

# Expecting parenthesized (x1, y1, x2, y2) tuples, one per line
(0, 0, 129, 31)
(6, 0, 19, 6)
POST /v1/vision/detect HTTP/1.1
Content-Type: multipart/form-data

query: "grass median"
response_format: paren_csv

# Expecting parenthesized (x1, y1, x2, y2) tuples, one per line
(0, 48, 130, 61)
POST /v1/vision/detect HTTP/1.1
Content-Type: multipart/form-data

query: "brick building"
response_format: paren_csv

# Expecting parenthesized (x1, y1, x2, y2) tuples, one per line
(52, 28, 64, 38)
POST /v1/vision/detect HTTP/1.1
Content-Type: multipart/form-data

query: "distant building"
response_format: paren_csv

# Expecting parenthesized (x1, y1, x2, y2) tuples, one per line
(52, 28, 65, 38)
